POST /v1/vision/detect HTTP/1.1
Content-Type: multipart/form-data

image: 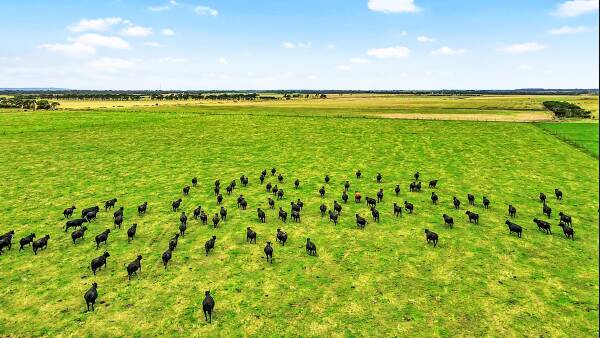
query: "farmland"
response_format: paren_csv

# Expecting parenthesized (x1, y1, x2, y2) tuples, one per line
(0, 96, 598, 337)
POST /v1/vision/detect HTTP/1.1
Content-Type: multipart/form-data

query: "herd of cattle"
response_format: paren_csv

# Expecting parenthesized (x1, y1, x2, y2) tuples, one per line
(0, 168, 577, 321)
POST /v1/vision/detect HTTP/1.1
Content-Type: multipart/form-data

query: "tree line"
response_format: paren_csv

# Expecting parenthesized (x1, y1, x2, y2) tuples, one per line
(543, 101, 592, 119)
(0, 97, 60, 110)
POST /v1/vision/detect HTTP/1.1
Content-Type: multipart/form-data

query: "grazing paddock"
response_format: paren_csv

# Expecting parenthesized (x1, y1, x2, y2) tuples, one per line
(0, 109, 598, 337)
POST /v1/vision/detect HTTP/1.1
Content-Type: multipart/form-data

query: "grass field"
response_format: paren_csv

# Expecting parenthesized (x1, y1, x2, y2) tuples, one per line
(50, 94, 599, 121)
(0, 103, 598, 337)
(536, 122, 599, 158)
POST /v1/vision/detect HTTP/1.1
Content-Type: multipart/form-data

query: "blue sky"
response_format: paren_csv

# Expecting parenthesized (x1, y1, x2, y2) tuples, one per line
(0, 0, 598, 89)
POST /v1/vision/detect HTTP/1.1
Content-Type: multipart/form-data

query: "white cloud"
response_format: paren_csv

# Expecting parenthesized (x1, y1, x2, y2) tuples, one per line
(282, 42, 311, 49)
(431, 46, 465, 55)
(86, 57, 134, 73)
(195, 5, 218, 16)
(417, 35, 436, 43)
(553, 0, 598, 17)
(72, 34, 130, 49)
(327, 44, 337, 49)
(307, 75, 318, 80)
(367, 46, 410, 58)
(68, 17, 124, 32)
(350, 58, 370, 64)
(158, 57, 187, 63)
(548, 25, 590, 35)
(162, 28, 175, 36)
(335, 65, 351, 71)
(368, 0, 421, 13)
(149, 5, 170, 11)
(497, 42, 548, 53)
(518, 65, 532, 70)
(38, 43, 96, 58)
(120, 25, 153, 37)
(144, 41, 165, 48)
(217, 57, 228, 64)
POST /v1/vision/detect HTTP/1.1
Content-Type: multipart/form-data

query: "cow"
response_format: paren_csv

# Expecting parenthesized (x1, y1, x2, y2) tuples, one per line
(393, 203, 402, 217)
(212, 214, 220, 228)
(183, 185, 190, 196)
(324, 175, 330, 184)
(328, 211, 338, 225)
(443, 214, 453, 227)
(356, 170, 362, 179)
(425, 229, 438, 247)
(65, 218, 87, 232)
(319, 186, 326, 198)
(533, 218, 551, 234)
(202, 291, 215, 323)
(19, 233, 36, 251)
(366, 197, 377, 208)
(376, 173, 382, 183)
(32, 235, 50, 255)
(543, 204, 552, 218)
(162, 248, 173, 270)
(192, 177, 198, 187)
(558, 221, 574, 240)
(453, 196, 461, 209)
(508, 205, 517, 218)
(467, 194, 475, 206)
(278, 208, 287, 223)
(539, 192, 546, 204)
(257, 208, 266, 223)
(394, 185, 401, 196)
(84, 282, 98, 312)
(264, 242, 273, 264)
(355, 214, 367, 229)
(63, 205, 76, 219)
(172, 199, 182, 212)
(306, 238, 317, 256)
(71, 226, 87, 244)
(319, 204, 327, 217)
(104, 198, 117, 211)
(370, 207, 380, 222)
(137, 202, 148, 216)
(555, 189, 563, 200)
(294, 179, 300, 189)
(127, 224, 137, 242)
(95, 229, 110, 249)
(246, 227, 257, 243)
(428, 180, 438, 188)
(344, 181, 351, 192)
(431, 192, 438, 205)
(354, 192, 362, 203)
(404, 201, 414, 214)
(126, 255, 143, 280)
(465, 211, 479, 224)
(377, 189, 384, 203)
(482, 197, 490, 209)
(558, 212, 572, 226)
(205, 236, 217, 256)
(90, 252, 110, 275)
(506, 220, 522, 238)
(276, 229, 287, 246)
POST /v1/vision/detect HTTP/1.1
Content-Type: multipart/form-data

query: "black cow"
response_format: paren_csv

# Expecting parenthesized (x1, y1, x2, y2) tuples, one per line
(278, 208, 287, 223)
(559, 212, 572, 226)
(162, 248, 173, 270)
(257, 208, 266, 223)
(371, 207, 380, 222)
(344, 181, 351, 192)
(246, 227, 257, 243)
(268, 198, 275, 209)
(324, 175, 330, 184)
(277, 189, 284, 200)
(355, 214, 367, 229)
(425, 229, 438, 247)
(539, 192, 546, 204)
(319, 186, 326, 198)
(276, 228, 287, 246)
(179, 223, 187, 237)
(266, 182, 272, 192)
(91, 252, 110, 275)
(341, 191, 349, 204)
(264, 241, 273, 264)
(306, 238, 317, 256)
(71, 226, 87, 244)
(533, 218, 551, 234)
(543, 204, 552, 218)
(216, 194, 223, 205)
(291, 210, 301, 223)
(482, 197, 490, 209)
(404, 201, 414, 214)
(183, 186, 190, 195)
(138, 202, 148, 216)
(467, 194, 475, 206)
(431, 192, 438, 205)
(505, 220, 522, 238)
(192, 177, 198, 187)
(428, 180, 438, 188)
(200, 211, 208, 225)
(104, 198, 117, 211)
(172, 199, 182, 212)
(169, 234, 179, 251)
(414, 171, 420, 181)
(376, 173, 382, 183)
(219, 207, 227, 221)
(81, 206, 99, 217)
(393, 203, 402, 217)
(113, 207, 124, 219)
(260, 174, 266, 184)
(127, 224, 137, 242)
(193, 205, 202, 219)
(294, 179, 300, 189)
(85, 210, 98, 222)
(65, 218, 87, 232)
(32, 235, 50, 255)
(84, 282, 98, 312)
(328, 211, 338, 225)
(271, 168, 276, 176)
(126, 255, 143, 280)
(356, 170, 362, 179)
(19, 233, 36, 251)
(453, 197, 460, 210)
(63, 205, 76, 219)
(239, 197, 248, 210)
(205, 236, 217, 256)
(443, 214, 453, 227)
(555, 188, 563, 200)
(508, 205, 517, 218)
(95, 229, 110, 249)
(180, 212, 188, 226)
(366, 197, 377, 208)
(202, 291, 215, 323)
(558, 221, 574, 240)
(394, 184, 400, 196)
(114, 215, 123, 229)
(377, 189, 384, 203)
(333, 201, 342, 214)
(319, 204, 327, 217)
(465, 211, 479, 224)
(278, 174, 284, 183)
